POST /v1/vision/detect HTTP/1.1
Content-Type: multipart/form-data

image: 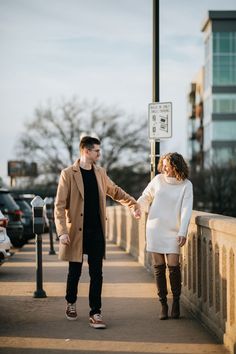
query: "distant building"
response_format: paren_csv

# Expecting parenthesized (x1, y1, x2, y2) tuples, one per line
(187, 69, 204, 171)
(188, 11, 236, 169)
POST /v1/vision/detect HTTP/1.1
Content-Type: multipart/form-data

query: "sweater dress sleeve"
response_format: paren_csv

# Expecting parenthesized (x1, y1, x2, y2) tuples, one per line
(178, 181, 193, 237)
(137, 175, 159, 213)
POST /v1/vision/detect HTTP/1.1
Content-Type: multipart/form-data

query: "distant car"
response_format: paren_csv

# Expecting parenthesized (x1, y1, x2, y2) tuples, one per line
(0, 211, 12, 264)
(0, 189, 24, 247)
(13, 195, 34, 240)
(16, 193, 49, 233)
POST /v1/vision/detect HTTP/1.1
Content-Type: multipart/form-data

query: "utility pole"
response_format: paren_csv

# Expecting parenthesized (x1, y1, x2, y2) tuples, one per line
(150, 0, 160, 179)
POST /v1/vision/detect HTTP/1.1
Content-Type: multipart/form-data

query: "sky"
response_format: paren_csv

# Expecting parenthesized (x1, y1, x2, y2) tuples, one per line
(0, 0, 235, 184)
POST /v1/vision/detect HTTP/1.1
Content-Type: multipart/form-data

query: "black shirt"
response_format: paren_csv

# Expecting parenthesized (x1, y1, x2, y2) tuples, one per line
(80, 166, 104, 255)
(80, 166, 102, 231)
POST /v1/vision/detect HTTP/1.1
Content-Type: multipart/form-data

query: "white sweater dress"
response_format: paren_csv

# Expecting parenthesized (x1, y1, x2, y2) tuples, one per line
(137, 173, 193, 254)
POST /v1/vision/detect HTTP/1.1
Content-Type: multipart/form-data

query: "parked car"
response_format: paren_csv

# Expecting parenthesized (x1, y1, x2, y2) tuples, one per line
(0, 189, 24, 247)
(0, 211, 12, 264)
(18, 193, 49, 233)
(13, 195, 34, 240)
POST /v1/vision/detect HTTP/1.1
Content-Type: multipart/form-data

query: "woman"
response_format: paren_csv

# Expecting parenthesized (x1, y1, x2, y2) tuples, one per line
(137, 152, 193, 320)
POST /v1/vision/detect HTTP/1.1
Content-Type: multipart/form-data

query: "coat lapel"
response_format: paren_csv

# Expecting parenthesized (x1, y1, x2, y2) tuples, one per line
(72, 160, 84, 199)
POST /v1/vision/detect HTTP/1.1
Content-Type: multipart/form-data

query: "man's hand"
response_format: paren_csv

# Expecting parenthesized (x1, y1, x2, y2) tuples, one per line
(177, 236, 186, 247)
(59, 234, 70, 245)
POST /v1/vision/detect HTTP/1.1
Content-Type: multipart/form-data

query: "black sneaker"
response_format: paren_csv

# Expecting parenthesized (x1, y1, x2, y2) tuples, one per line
(66, 303, 78, 320)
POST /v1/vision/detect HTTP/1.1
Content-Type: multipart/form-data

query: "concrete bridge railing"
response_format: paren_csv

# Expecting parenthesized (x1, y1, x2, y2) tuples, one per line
(106, 206, 236, 354)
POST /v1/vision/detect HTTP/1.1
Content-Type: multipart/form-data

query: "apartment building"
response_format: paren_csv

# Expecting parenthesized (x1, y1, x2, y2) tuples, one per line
(188, 11, 236, 169)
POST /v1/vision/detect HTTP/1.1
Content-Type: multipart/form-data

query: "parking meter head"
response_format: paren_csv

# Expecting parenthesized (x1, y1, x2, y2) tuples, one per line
(31, 196, 45, 208)
(44, 197, 53, 205)
(44, 197, 53, 219)
(31, 196, 45, 235)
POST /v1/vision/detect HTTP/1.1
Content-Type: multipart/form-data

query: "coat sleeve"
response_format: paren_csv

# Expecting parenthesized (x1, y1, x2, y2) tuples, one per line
(54, 170, 70, 236)
(137, 176, 157, 213)
(178, 181, 193, 237)
(105, 171, 137, 209)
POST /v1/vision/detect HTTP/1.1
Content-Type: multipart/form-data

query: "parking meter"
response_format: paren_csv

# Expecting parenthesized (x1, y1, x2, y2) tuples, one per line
(44, 197, 53, 219)
(31, 196, 45, 235)
(31, 196, 47, 298)
(44, 197, 56, 255)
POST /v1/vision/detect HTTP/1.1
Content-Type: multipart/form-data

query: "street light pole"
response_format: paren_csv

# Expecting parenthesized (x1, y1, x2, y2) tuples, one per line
(150, 0, 160, 179)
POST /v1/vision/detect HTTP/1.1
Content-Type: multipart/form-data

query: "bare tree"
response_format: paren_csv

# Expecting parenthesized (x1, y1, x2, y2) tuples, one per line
(16, 97, 149, 191)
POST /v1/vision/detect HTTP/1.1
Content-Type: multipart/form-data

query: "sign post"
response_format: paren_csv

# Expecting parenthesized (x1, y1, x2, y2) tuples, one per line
(151, 0, 160, 179)
(149, 102, 172, 179)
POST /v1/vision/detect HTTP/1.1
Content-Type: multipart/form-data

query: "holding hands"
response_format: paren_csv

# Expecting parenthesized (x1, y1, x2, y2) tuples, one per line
(132, 203, 141, 219)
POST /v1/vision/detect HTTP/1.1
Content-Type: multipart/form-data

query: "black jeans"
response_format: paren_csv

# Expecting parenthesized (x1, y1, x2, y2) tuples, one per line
(65, 230, 104, 316)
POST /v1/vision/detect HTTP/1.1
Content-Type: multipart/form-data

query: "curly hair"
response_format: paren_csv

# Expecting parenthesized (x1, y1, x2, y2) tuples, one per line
(157, 152, 189, 180)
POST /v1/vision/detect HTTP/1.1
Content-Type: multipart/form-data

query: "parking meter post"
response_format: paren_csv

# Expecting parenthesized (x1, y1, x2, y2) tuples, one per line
(44, 197, 56, 255)
(48, 219, 56, 255)
(34, 233, 47, 298)
(31, 196, 47, 299)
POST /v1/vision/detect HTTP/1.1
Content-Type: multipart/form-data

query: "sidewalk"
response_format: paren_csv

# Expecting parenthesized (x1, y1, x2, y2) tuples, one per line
(0, 236, 229, 354)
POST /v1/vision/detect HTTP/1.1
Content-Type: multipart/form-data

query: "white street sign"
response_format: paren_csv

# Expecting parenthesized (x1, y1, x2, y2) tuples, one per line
(148, 102, 172, 139)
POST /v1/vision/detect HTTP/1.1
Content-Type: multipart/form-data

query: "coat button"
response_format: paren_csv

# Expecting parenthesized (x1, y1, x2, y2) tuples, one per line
(81, 213, 83, 216)
(79, 228, 82, 231)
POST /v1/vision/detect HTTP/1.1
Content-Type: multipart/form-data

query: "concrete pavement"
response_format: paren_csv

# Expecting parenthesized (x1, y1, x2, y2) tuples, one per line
(0, 235, 229, 354)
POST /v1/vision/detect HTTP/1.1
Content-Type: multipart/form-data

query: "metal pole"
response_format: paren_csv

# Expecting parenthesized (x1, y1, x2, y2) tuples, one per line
(48, 219, 56, 255)
(34, 233, 47, 298)
(31, 196, 47, 299)
(151, 0, 160, 179)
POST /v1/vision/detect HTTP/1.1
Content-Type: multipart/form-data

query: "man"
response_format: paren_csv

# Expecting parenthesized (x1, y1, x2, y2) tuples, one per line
(54, 136, 140, 329)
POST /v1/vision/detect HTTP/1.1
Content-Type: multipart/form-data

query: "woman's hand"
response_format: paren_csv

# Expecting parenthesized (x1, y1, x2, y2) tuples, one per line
(177, 236, 186, 247)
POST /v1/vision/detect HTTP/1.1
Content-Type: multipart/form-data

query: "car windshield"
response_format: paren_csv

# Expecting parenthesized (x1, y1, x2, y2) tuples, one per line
(15, 200, 32, 213)
(0, 192, 19, 211)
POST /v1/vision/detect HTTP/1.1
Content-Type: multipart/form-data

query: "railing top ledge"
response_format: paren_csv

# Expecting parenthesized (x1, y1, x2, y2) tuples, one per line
(192, 210, 236, 236)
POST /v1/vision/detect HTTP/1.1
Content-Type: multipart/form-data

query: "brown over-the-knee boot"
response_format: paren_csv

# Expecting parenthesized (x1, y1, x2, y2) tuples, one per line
(168, 264, 181, 319)
(153, 264, 168, 320)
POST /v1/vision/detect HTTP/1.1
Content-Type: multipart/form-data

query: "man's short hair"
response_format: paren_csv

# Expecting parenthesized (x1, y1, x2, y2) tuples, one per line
(80, 136, 101, 150)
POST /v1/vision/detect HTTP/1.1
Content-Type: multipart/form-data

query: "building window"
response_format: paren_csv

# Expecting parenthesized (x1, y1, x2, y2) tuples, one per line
(213, 32, 236, 86)
(212, 121, 236, 140)
(213, 147, 236, 165)
(213, 94, 236, 113)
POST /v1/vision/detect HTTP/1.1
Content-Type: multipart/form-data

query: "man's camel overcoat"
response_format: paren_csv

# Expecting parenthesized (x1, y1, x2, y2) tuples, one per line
(54, 159, 137, 262)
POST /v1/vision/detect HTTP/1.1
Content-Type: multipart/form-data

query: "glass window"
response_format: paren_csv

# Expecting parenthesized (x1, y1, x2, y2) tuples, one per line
(213, 94, 236, 113)
(212, 121, 236, 140)
(213, 32, 236, 86)
(212, 147, 236, 165)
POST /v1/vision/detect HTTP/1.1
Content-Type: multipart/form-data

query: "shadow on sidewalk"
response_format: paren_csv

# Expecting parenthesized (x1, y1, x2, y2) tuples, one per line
(0, 239, 229, 354)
